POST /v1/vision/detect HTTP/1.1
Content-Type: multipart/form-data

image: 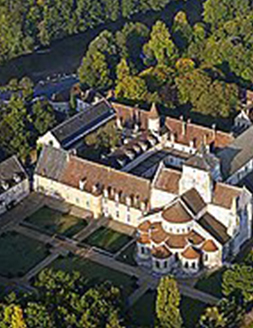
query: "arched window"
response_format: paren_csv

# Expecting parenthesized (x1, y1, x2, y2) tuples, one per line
(185, 262, 189, 269)
(192, 262, 196, 269)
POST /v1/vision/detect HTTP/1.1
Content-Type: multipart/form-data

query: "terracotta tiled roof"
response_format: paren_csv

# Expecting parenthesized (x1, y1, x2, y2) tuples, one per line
(137, 234, 150, 245)
(213, 183, 241, 209)
(162, 201, 193, 224)
(112, 102, 149, 130)
(154, 167, 181, 195)
(152, 245, 172, 259)
(187, 230, 205, 245)
(166, 235, 188, 249)
(166, 117, 233, 151)
(36, 146, 151, 208)
(138, 220, 151, 233)
(150, 222, 168, 244)
(181, 246, 201, 259)
(202, 240, 218, 252)
(181, 188, 206, 215)
(198, 212, 230, 245)
(149, 103, 159, 119)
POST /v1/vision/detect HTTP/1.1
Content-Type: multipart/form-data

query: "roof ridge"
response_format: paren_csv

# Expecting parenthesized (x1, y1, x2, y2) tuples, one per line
(215, 181, 242, 192)
(52, 98, 108, 133)
(70, 151, 151, 186)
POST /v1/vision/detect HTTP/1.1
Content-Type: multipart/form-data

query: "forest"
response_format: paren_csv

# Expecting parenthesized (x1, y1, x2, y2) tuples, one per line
(77, 0, 253, 119)
(0, 0, 174, 64)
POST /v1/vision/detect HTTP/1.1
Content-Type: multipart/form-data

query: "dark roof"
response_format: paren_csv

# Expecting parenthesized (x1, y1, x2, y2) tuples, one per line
(51, 99, 115, 148)
(218, 126, 253, 179)
(185, 146, 219, 172)
(181, 188, 206, 215)
(0, 156, 27, 194)
(198, 213, 230, 245)
(35, 146, 68, 180)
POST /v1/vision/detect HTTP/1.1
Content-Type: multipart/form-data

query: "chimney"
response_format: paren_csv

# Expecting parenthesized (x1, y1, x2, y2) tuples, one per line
(180, 116, 186, 136)
(79, 178, 87, 191)
(212, 123, 216, 140)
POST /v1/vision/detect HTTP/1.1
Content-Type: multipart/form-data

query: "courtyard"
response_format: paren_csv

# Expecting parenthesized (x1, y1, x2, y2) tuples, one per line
(49, 255, 138, 297)
(83, 226, 132, 253)
(0, 231, 49, 278)
(24, 206, 88, 238)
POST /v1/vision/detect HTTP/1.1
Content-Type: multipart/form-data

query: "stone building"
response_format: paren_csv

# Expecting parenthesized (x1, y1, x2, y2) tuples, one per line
(34, 101, 253, 276)
(0, 156, 29, 215)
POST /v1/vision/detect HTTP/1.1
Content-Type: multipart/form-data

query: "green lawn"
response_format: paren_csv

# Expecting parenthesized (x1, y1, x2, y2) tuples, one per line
(50, 255, 137, 297)
(129, 291, 207, 328)
(195, 268, 226, 298)
(25, 206, 87, 238)
(180, 296, 207, 328)
(0, 231, 49, 278)
(129, 290, 156, 328)
(116, 243, 137, 266)
(83, 227, 132, 253)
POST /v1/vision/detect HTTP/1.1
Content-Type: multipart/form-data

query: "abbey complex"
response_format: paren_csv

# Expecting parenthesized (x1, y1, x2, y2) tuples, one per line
(19, 97, 252, 276)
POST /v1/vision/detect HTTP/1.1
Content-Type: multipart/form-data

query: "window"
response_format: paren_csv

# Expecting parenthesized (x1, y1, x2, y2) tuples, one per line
(192, 262, 196, 269)
(116, 211, 120, 218)
(127, 213, 131, 222)
(164, 261, 168, 269)
(205, 254, 208, 261)
(141, 247, 145, 254)
(86, 200, 90, 208)
(156, 261, 160, 269)
(185, 262, 189, 269)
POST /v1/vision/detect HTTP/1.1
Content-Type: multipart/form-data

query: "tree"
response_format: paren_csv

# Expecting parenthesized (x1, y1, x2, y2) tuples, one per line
(156, 276, 182, 328)
(115, 75, 148, 101)
(78, 49, 111, 89)
(116, 58, 131, 82)
(222, 264, 253, 303)
(143, 21, 177, 66)
(199, 306, 226, 328)
(172, 11, 192, 52)
(32, 99, 56, 135)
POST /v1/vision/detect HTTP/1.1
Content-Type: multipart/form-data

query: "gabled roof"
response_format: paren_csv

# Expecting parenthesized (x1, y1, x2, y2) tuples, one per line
(162, 201, 193, 224)
(213, 183, 241, 209)
(0, 156, 27, 194)
(218, 125, 253, 179)
(36, 146, 151, 208)
(198, 212, 230, 245)
(51, 99, 115, 148)
(166, 117, 233, 151)
(154, 167, 181, 195)
(181, 188, 206, 215)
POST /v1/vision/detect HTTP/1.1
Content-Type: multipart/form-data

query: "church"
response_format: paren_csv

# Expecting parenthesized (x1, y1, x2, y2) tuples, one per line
(34, 99, 253, 275)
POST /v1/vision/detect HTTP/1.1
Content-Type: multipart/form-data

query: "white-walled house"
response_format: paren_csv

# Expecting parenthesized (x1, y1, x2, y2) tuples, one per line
(0, 156, 30, 215)
(37, 99, 116, 150)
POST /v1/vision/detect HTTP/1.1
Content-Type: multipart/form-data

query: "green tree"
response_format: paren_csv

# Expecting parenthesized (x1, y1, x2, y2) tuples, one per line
(78, 49, 111, 89)
(156, 276, 182, 328)
(172, 11, 192, 52)
(143, 21, 177, 66)
(222, 264, 253, 303)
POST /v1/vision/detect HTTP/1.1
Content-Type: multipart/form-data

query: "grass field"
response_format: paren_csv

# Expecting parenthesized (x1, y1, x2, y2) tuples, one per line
(195, 268, 226, 298)
(84, 226, 132, 253)
(129, 290, 207, 328)
(116, 242, 137, 266)
(50, 255, 137, 297)
(25, 206, 87, 238)
(0, 231, 49, 278)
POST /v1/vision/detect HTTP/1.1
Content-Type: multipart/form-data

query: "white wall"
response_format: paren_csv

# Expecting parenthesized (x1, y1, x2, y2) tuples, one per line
(0, 179, 30, 215)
